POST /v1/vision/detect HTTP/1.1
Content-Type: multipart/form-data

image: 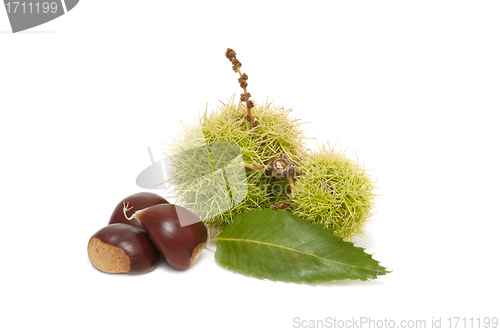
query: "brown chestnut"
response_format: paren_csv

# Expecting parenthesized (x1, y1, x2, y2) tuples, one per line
(88, 223, 160, 274)
(108, 192, 169, 231)
(124, 203, 208, 271)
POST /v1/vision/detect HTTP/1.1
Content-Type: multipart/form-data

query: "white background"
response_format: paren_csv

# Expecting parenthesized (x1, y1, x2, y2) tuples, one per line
(1, 1, 499, 331)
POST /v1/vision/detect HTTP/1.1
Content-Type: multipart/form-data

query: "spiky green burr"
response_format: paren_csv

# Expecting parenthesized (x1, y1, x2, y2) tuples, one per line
(162, 48, 377, 239)
(288, 145, 376, 239)
(163, 97, 307, 233)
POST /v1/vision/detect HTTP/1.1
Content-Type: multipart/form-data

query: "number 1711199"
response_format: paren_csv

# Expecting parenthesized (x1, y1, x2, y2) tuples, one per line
(5, 2, 58, 14)
(447, 317, 498, 329)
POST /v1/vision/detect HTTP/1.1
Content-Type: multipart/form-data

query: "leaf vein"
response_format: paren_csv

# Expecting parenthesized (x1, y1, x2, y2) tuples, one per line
(215, 237, 379, 273)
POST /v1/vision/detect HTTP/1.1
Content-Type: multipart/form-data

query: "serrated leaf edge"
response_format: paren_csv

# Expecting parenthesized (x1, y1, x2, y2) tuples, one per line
(217, 260, 387, 284)
(212, 237, 385, 275)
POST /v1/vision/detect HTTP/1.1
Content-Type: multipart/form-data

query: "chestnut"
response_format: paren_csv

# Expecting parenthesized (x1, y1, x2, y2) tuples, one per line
(88, 223, 160, 274)
(108, 192, 169, 231)
(124, 203, 208, 271)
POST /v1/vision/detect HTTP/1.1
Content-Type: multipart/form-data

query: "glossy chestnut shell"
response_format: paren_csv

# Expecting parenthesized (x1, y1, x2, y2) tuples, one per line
(88, 223, 160, 274)
(109, 192, 169, 231)
(129, 204, 208, 271)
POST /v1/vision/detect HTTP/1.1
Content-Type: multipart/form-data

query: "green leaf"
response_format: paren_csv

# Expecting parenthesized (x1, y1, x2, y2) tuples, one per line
(212, 209, 390, 283)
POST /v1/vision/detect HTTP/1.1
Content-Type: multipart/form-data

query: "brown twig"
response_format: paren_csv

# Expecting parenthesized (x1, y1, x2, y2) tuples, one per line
(225, 48, 258, 128)
(272, 201, 290, 210)
(241, 154, 298, 198)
